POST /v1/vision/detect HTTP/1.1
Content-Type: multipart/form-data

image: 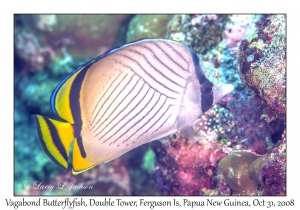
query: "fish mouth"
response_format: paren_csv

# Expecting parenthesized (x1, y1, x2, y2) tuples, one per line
(213, 84, 234, 103)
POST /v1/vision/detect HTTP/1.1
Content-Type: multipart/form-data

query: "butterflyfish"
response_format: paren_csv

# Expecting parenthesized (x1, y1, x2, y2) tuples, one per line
(33, 39, 234, 174)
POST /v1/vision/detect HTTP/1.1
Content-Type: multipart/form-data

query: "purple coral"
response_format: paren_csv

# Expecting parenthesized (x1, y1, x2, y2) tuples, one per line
(216, 92, 284, 154)
(260, 157, 286, 195)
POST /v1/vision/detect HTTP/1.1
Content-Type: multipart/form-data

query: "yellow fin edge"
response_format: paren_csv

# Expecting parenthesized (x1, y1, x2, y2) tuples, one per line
(54, 67, 84, 124)
(72, 139, 98, 175)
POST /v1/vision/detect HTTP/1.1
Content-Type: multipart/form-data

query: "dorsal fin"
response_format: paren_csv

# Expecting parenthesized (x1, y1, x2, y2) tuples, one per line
(50, 66, 85, 124)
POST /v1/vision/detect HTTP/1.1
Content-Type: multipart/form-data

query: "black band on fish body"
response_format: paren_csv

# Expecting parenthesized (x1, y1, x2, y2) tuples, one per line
(76, 136, 86, 158)
(200, 83, 214, 113)
(189, 48, 213, 85)
(188, 47, 214, 113)
(69, 62, 92, 158)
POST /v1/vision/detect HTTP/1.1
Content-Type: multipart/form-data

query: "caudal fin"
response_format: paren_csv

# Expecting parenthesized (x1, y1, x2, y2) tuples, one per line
(33, 115, 74, 169)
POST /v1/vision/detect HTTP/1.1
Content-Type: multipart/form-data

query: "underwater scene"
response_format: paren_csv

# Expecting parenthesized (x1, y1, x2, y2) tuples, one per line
(14, 14, 286, 196)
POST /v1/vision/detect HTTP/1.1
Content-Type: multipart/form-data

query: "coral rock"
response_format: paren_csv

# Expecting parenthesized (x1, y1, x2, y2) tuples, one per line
(18, 15, 129, 61)
(167, 15, 230, 55)
(218, 150, 286, 196)
(217, 95, 280, 154)
(250, 153, 286, 195)
(126, 15, 175, 42)
(154, 136, 227, 195)
(237, 15, 286, 121)
(218, 151, 259, 195)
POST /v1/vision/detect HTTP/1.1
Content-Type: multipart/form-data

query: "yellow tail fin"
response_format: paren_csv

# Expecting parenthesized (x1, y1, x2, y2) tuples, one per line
(33, 115, 74, 169)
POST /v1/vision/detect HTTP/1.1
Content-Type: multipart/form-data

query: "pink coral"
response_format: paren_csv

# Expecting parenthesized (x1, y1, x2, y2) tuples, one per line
(154, 136, 227, 195)
(260, 157, 286, 195)
(223, 15, 259, 51)
(224, 25, 247, 48)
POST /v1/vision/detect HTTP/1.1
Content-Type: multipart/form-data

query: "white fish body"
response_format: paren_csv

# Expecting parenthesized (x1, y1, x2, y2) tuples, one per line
(34, 39, 234, 174)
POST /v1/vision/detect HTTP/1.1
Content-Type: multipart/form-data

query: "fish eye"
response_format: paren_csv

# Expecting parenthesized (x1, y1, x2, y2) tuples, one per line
(201, 84, 213, 94)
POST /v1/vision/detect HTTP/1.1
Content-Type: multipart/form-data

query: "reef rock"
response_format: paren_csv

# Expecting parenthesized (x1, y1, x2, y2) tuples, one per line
(126, 14, 175, 42)
(16, 15, 129, 65)
(218, 150, 286, 195)
(218, 151, 259, 195)
(153, 136, 227, 195)
(237, 15, 286, 121)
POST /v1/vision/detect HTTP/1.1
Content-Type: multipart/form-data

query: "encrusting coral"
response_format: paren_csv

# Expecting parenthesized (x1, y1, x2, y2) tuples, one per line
(217, 93, 284, 154)
(153, 135, 227, 195)
(237, 15, 286, 121)
(168, 15, 230, 55)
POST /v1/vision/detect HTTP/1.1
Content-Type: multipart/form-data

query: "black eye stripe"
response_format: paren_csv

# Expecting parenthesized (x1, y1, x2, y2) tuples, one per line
(205, 87, 212, 92)
(200, 82, 214, 113)
(201, 84, 213, 94)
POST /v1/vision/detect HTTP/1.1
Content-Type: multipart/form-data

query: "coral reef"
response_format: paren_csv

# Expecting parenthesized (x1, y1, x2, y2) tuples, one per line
(15, 14, 132, 75)
(18, 15, 130, 59)
(259, 155, 286, 195)
(14, 14, 286, 196)
(186, 89, 284, 156)
(168, 15, 230, 55)
(218, 150, 286, 196)
(223, 15, 260, 50)
(218, 151, 259, 195)
(217, 93, 284, 154)
(165, 14, 286, 196)
(124, 143, 166, 196)
(153, 135, 227, 195)
(126, 15, 174, 42)
(237, 15, 286, 121)
(250, 131, 286, 196)
(250, 154, 286, 196)
(167, 15, 258, 93)
(14, 31, 54, 74)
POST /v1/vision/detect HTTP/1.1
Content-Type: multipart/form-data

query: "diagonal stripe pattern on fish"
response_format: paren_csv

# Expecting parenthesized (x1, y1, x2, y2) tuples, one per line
(33, 39, 234, 174)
